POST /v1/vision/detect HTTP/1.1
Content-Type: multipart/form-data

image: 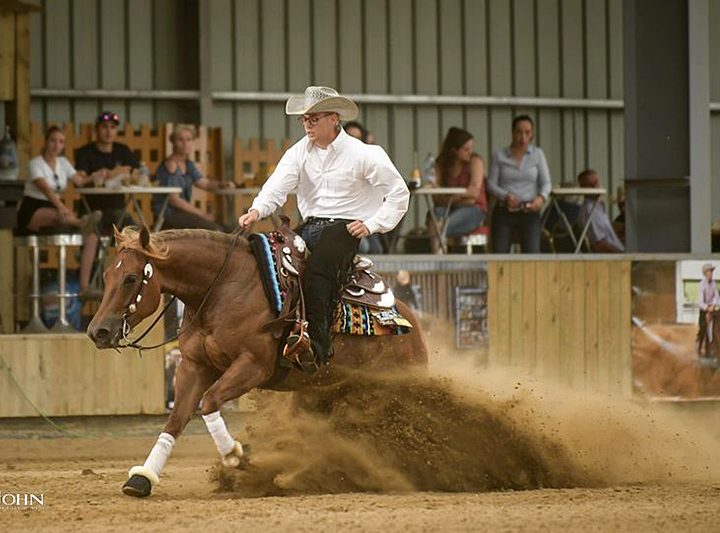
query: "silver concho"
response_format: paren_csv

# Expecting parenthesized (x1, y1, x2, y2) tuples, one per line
(128, 303, 137, 314)
(143, 263, 154, 279)
(293, 235, 306, 254)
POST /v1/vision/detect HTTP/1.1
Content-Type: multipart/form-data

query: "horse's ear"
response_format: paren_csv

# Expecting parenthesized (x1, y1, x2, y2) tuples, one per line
(112, 224, 121, 241)
(139, 226, 150, 250)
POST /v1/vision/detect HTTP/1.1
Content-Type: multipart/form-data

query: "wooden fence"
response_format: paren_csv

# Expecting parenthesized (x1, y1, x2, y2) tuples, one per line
(487, 260, 633, 396)
(0, 310, 166, 417)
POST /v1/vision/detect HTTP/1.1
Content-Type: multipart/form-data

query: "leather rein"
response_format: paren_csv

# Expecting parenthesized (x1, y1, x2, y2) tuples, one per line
(116, 228, 245, 356)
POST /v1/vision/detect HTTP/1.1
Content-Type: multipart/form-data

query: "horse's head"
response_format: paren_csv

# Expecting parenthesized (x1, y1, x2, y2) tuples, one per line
(87, 226, 165, 349)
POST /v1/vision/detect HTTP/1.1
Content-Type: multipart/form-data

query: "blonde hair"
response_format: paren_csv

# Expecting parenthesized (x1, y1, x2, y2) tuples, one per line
(169, 124, 196, 144)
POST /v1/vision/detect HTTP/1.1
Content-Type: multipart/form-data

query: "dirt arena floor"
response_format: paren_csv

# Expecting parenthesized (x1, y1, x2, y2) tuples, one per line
(2, 361, 720, 532)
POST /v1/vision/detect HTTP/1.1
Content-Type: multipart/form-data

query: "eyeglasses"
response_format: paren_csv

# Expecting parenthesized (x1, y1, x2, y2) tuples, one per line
(53, 173, 61, 192)
(297, 113, 333, 126)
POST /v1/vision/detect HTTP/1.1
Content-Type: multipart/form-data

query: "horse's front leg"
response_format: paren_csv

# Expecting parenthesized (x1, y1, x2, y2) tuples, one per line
(122, 358, 217, 498)
(200, 351, 272, 468)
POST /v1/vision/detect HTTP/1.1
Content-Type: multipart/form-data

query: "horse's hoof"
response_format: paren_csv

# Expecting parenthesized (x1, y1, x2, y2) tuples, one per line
(221, 442, 250, 468)
(122, 474, 152, 498)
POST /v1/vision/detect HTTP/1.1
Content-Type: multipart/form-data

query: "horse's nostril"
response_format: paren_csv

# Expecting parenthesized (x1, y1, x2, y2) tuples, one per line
(95, 328, 111, 341)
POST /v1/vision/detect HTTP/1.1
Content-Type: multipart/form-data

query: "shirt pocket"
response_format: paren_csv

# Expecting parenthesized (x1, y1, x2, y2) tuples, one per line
(328, 166, 363, 196)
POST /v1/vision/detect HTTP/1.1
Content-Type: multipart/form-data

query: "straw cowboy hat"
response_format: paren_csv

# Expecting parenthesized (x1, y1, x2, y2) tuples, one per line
(285, 86, 359, 121)
(702, 263, 716, 274)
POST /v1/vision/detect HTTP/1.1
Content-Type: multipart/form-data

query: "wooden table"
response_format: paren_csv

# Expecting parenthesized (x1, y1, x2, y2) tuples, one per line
(76, 186, 183, 232)
(405, 187, 468, 254)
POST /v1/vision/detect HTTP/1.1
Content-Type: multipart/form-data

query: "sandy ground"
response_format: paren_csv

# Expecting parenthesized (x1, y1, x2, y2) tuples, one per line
(1, 430, 719, 533)
(2, 366, 720, 533)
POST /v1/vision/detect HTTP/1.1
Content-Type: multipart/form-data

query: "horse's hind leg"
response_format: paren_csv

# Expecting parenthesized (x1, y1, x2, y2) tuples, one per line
(122, 359, 216, 498)
(200, 352, 271, 467)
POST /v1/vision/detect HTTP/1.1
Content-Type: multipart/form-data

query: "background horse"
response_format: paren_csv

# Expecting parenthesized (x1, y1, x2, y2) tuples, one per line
(704, 309, 720, 361)
(87, 226, 427, 497)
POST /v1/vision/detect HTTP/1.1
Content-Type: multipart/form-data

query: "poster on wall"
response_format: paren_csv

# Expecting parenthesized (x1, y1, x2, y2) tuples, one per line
(632, 260, 720, 400)
(455, 287, 488, 349)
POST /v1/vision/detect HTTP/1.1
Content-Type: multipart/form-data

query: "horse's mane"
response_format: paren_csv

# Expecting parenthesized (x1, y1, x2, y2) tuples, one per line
(115, 227, 248, 260)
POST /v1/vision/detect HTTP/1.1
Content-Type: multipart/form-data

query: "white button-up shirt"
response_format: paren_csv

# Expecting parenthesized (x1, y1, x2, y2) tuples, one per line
(250, 129, 409, 235)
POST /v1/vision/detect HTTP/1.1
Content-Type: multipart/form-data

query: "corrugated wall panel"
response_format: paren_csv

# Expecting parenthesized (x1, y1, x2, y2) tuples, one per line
(710, 0, 720, 223)
(29, 0, 198, 130)
(24, 0, 720, 223)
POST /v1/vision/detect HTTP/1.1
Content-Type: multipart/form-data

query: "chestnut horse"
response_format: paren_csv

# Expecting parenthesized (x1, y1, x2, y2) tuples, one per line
(87, 226, 427, 497)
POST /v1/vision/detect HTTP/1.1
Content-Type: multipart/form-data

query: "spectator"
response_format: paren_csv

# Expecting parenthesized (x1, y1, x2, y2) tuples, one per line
(17, 126, 100, 236)
(154, 125, 235, 231)
(429, 127, 486, 253)
(344, 120, 385, 253)
(696, 263, 719, 357)
(576, 169, 624, 253)
(611, 184, 626, 245)
(487, 115, 551, 253)
(344, 121, 368, 143)
(74, 111, 139, 297)
(392, 270, 419, 311)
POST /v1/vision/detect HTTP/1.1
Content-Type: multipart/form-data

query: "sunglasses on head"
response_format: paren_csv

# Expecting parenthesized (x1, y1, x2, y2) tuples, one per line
(97, 112, 120, 125)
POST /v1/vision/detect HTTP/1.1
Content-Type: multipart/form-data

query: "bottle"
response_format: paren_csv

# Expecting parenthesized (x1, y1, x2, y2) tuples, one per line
(0, 126, 19, 181)
(137, 162, 151, 186)
(421, 153, 436, 187)
(408, 152, 421, 191)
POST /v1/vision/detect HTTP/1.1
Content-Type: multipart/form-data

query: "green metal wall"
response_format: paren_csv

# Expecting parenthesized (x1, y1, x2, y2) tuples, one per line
(29, 0, 199, 126)
(24, 0, 720, 222)
(207, 0, 625, 194)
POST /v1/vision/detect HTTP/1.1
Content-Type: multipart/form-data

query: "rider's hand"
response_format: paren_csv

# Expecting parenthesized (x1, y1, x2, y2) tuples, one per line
(238, 209, 260, 228)
(346, 220, 370, 239)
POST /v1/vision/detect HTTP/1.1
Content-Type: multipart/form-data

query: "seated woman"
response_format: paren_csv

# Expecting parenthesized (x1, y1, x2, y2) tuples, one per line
(429, 127, 486, 252)
(17, 125, 100, 235)
(153, 125, 235, 231)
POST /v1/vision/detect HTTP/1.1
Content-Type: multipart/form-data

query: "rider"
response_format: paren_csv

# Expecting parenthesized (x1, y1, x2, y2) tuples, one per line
(238, 86, 409, 372)
(697, 263, 719, 357)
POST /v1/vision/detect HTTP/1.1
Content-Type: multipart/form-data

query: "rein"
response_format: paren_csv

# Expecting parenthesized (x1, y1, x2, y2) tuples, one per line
(118, 227, 246, 356)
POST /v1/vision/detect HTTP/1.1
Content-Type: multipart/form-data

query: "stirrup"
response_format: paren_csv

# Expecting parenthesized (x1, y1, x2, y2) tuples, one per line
(283, 332, 318, 374)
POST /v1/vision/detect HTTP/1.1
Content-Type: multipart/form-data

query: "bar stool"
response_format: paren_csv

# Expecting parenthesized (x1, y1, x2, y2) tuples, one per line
(14, 232, 84, 333)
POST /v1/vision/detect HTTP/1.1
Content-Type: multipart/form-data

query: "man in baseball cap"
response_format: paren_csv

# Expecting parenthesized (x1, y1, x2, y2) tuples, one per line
(74, 111, 138, 299)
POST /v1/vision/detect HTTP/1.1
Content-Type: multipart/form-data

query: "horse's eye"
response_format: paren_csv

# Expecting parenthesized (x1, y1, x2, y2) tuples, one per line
(124, 275, 138, 286)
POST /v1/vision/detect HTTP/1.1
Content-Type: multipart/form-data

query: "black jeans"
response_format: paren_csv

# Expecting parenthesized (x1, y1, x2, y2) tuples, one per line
(491, 205, 542, 253)
(298, 220, 359, 362)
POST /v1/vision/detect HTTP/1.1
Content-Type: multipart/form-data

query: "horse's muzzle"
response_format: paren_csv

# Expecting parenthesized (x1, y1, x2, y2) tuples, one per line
(87, 317, 123, 349)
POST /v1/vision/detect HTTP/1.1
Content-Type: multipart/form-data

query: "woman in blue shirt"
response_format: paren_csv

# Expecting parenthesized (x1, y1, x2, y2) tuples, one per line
(153, 125, 234, 231)
(487, 115, 552, 253)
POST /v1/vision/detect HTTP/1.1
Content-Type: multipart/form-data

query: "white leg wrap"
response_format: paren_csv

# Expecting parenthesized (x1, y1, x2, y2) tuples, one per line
(130, 432, 175, 485)
(202, 411, 237, 457)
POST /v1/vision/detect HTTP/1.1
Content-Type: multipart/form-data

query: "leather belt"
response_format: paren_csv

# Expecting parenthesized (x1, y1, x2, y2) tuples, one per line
(304, 217, 353, 226)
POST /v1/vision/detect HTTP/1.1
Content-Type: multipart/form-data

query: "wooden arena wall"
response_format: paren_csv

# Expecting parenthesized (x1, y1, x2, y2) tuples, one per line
(0, 316, 166, 418)
(0, 259, 635, 417)
(487, 260, 633, 397)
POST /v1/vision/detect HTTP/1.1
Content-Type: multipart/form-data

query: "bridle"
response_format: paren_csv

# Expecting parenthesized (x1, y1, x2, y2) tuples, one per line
(114, 228, 245, 356)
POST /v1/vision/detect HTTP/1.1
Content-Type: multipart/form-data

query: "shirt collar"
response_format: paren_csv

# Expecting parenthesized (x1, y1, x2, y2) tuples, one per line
(304, 128, 347, 153)
(504, 144, 535, 158)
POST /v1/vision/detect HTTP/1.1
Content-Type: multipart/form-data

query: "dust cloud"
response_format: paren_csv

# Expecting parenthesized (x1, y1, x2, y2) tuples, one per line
(213, 332, 720, 497)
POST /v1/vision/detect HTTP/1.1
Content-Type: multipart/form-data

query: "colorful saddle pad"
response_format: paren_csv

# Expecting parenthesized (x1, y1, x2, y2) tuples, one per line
(250, 229, 411, 337)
